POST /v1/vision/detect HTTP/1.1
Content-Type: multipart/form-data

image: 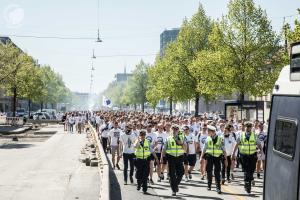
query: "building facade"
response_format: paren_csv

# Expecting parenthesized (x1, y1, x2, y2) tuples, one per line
(160, 28, 180, 57)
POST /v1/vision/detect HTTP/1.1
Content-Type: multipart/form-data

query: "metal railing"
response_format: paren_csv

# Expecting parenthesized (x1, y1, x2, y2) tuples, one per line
(89, 122, 110, 200)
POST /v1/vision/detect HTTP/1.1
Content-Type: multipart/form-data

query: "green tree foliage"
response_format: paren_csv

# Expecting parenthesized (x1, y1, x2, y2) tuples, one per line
(285, 8, 300, 43)
(209, 0, 284, 100)
(104, 60, 150, 111)
(0, 42, 71, 113)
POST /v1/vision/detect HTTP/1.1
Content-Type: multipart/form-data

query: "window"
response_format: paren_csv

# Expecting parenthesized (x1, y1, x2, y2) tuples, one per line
(273, 118, 298, 159)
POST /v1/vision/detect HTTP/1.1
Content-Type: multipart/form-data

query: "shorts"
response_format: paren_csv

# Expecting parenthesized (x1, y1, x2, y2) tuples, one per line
(183, 154, 197, 166)
(257, 153, 265, 161)
(156, 153, 167, 165)
(111, 146, 119, 156)
(149, 154, 155, 161)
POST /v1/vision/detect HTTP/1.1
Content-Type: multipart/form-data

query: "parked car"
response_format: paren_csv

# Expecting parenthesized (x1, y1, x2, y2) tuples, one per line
(31, 112, 51, 120)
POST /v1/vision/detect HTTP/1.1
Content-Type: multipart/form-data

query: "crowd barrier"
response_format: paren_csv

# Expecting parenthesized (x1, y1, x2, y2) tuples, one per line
(0, 117, 24, 126)
(89, 122, 110, 200)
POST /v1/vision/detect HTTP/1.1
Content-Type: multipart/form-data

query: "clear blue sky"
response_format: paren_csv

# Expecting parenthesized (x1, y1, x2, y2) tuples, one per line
(0, 0, 299, 93)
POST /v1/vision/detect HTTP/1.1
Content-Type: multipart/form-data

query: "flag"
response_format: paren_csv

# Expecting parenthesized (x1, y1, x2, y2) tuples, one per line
(102, 96, 112, 107)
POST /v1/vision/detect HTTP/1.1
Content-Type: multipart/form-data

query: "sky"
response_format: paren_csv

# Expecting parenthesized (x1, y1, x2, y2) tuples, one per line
(0, 0, 299, 94)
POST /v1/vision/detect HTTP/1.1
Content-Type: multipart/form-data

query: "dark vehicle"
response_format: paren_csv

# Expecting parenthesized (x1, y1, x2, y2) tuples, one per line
(31, 112, 51, 120)
(264, 42, 300, 200)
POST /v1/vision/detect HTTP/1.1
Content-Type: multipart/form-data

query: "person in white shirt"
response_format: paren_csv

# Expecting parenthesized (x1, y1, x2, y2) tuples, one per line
(198, 123, 208, 180)
(77, 114, 84, 134)
(95, 114, 101, 133)
(119, 124, 137, 185)
(183, 125, 198, 182)
(100, 119, 110, 153)
(221, 125, 236, 184)
(109, 121, 122, 170)
(256, 122, 267, 179)
(155, 124, 168, 182)
(68, 114, 75, 133)
(145, 124, 157, 185)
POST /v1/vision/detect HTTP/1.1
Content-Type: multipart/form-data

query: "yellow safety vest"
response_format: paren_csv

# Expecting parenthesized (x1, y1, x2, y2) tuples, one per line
(135, 140, 151, 159)
(166, 135, 185, 157)
(206, 136, 223, 157)
(239, 132, 257, 155)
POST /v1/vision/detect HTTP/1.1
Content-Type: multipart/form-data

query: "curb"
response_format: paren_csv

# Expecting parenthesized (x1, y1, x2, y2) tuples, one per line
(89, 122, 110, 200)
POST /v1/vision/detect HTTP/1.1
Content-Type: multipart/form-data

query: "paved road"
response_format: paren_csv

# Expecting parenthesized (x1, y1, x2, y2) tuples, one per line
(108, 154, 263, 200)
(0, 125, 100, 200)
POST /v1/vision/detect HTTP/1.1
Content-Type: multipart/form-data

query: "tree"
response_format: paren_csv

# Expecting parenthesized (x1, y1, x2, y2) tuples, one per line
(171, 4, 212, 116)
(0, 42, 36, 116)
(210, 0, 285, 100)
(285, 8, 300, 44)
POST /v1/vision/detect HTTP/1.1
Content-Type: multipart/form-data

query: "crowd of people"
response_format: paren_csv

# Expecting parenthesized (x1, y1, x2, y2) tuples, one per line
(63, 110, 267, 196)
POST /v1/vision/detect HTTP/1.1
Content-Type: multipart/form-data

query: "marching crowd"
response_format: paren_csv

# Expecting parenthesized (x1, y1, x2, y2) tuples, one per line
(62, 110, 267, 196)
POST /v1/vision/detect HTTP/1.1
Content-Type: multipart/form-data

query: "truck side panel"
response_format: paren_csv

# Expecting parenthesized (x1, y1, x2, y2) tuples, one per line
(264, 95, 300, 200)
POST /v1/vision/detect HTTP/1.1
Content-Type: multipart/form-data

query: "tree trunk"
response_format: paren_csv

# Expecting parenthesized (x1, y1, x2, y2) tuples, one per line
(239, 93, 245, 101)
(141, 101, 145, 112)
(134, 104, 137, 111)
(12, 86, 17, 117)
(169, 97, 173, 115)
(40, 102, 43, 112)
(194, 93, 200, 117)
(28, 100, 31, 117)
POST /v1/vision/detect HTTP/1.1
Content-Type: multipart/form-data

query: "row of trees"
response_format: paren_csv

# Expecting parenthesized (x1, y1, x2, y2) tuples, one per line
(0, 42, 71, 116)
(103, 0, 299, 116)
(103, 60, 149, 112)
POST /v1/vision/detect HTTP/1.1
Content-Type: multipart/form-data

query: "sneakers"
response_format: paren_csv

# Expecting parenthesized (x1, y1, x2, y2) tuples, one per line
(227, 179, 231, 183)
(116, 164, 120, 170)
(216, 188, 222, 194)
(150, 179, 154, 185)
(130, 176, 134, 184)
(137, 186, 141, 191)
(231, 173, 234, 180)
(207, 186, 211, 191)
(185, 176, 189, 182)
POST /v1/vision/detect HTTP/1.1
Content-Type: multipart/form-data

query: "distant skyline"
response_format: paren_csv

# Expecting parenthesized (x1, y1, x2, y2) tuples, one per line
(0, 0, 299, 93)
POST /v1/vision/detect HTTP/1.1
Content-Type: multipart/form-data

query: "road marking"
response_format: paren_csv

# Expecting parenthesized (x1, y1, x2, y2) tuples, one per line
(222, 185, 246, 200)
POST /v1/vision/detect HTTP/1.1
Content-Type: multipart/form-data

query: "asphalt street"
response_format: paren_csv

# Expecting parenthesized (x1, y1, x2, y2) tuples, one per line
(108, 154, 263, 200)
(0, 125, 100, 200)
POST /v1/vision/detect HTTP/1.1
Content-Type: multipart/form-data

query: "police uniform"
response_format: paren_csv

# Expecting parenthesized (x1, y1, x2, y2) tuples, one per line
(202, 125, 225, 194)
(235, 122, 260, 194)
(135, 138, 151, 193)
(163, 125, 185, 196)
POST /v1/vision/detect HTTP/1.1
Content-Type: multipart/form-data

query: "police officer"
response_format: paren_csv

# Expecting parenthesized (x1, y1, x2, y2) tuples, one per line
(200, 125, 227, 194)
(161, 124, 186, 196)
(134, 130, 158, 194)
(232, 122, 262, 194)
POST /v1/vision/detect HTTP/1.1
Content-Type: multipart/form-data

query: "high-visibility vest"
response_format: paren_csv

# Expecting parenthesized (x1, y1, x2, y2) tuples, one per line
(239, 132, 257, 155)
(135, 140, 151, 159)
(206, 136, 223, 157)
(166, 135, 185, 157)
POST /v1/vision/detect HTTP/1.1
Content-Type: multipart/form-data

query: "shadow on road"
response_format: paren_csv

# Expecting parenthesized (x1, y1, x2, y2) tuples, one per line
(106, 153, 122, 200)
(0, 143, 34, 149)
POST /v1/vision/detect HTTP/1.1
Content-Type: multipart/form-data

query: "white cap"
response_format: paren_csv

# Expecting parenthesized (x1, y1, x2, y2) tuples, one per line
(207, 125, 216, 132)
